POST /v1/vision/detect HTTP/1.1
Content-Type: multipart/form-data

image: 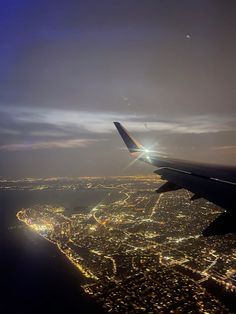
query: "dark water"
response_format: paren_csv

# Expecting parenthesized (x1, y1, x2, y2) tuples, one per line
(0, 190, 107, 314)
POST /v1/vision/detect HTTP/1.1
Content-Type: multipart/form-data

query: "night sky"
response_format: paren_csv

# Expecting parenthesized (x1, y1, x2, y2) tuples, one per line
(0, 0, 235, 178)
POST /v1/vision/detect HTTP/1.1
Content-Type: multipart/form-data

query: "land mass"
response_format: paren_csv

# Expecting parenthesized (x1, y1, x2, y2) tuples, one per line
(15, 176, 236, 313)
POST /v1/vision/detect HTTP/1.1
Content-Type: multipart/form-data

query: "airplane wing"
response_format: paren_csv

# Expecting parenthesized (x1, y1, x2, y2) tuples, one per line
(114, 122, 236, 236)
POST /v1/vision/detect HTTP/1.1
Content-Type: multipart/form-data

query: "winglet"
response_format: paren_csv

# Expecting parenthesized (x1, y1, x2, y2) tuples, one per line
(113, 122, 143, 153)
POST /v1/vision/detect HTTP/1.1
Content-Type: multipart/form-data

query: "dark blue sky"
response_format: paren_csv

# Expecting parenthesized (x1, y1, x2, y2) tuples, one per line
(0, 0, 235, 178)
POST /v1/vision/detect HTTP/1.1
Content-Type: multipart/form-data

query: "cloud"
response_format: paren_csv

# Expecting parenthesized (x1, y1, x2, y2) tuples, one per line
(1, 106, 235, 135)
(0, 138, 99, 151)
(0, 105, 235, 154)
(210, 145, 236, 152)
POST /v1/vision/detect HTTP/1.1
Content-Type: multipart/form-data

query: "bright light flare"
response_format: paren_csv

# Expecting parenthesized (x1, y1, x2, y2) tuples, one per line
(122, 142, 167, 171)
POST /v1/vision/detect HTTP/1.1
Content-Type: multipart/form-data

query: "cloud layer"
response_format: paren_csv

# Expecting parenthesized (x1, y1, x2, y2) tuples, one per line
(0, 138, 99, 151)
(0, 106, 235, 153)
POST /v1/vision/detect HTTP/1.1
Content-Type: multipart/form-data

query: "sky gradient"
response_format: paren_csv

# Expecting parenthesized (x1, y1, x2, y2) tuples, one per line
(0, 0, 235, 178)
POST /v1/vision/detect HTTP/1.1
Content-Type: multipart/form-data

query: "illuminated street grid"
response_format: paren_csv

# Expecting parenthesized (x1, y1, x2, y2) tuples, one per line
(15, 176, 236, 313)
